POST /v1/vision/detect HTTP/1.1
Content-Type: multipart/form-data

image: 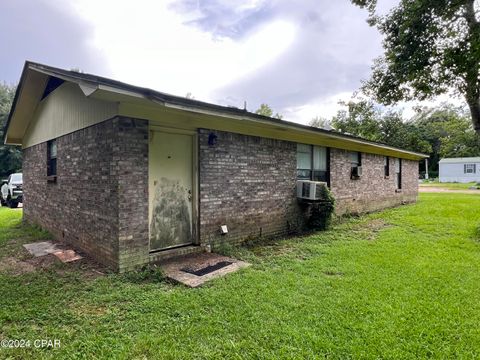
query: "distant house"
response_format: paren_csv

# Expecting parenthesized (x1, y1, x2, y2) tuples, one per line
(439, 157, 480, 183)
(4, 62, 428, 272)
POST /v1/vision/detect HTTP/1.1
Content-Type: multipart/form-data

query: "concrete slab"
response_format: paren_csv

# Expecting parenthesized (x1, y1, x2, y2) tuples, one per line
(161, 252, 250, 288)
(23, 241, 60, 257)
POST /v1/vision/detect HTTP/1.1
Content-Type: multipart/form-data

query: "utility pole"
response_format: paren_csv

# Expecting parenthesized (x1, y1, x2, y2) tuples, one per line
(425, 158, 429, 180)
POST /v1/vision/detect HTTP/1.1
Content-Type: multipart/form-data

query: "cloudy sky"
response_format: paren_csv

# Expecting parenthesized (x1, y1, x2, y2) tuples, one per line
(0, 0, 439, 124)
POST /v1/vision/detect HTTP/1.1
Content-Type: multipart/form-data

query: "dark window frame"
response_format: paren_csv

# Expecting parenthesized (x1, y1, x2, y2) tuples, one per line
(464, 164, 476, 174)
(349, 151, 362, 179)
(384, 156, 390, 177)
(296, 144, 330, 187)
(47, 139, 57, 180)
(395, 158, 402, 190)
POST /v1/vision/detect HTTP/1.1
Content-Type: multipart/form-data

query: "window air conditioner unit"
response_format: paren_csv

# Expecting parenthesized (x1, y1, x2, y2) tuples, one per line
(296, 180, 328, 201)
(351, 166, 363, 179)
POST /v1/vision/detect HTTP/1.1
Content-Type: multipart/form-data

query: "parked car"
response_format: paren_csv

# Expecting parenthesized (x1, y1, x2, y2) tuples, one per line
(1, 173, 23, 208)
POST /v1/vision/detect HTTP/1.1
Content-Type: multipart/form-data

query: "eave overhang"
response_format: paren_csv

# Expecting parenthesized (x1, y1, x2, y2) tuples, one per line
(4, 61, 429, 161)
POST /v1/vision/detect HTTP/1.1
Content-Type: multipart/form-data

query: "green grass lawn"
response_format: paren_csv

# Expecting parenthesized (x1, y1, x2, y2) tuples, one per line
(1, 194, 480, 359)
(420, 181, 479, 190)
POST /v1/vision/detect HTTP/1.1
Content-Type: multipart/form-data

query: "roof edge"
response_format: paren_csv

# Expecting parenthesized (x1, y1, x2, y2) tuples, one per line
(3, 61, 32, 144)
(6, 61, 430, 159)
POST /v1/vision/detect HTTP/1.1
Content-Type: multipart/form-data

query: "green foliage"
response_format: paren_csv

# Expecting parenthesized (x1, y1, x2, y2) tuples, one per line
(352, 0, 480, 134)
(255, 103, 283, 119)
(331, 100, 384, 142)
(306, 186, 336, 231)
(121, 264, 165, 283)
(326, 100, 479, 173)
(0, 83, 21, 178)
(309, 116, 331, 129)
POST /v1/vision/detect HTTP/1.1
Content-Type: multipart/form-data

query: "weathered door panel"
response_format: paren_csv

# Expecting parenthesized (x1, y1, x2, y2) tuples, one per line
(149, 131, 193, 251)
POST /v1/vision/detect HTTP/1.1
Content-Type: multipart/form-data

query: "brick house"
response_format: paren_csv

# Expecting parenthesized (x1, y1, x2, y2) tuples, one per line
(4, 62, 427, 271)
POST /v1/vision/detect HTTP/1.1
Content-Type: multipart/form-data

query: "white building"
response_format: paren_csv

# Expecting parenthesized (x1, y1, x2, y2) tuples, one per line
(439, 157, 480, 183)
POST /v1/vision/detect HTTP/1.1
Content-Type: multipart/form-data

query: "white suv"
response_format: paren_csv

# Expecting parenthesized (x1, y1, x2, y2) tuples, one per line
(1, 173, 23, 208)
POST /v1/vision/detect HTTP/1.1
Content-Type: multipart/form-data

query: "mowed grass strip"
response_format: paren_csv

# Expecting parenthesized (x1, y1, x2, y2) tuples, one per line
(0, 193, 479, 359)
(420, 181, 479, 190)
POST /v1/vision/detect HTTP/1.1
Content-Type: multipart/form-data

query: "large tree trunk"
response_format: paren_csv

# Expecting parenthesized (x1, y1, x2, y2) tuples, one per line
(467, 98, 480, 135)
(464, 0, 480, 135)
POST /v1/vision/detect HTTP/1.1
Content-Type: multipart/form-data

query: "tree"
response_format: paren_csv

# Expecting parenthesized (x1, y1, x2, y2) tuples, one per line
(330, 100, 383, 141)
(412, 104, 480, 171)
(352, 0, 480, 135)
(309, 116, 332, 129)
(255, 103, 283, 119)
(0, 83, 21, 178)
(330, 100, 431, 154)
(328, 99, 478, 175)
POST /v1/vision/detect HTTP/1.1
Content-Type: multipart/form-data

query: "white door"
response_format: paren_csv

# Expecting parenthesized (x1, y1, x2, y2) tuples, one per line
(149, 130, 194, 251)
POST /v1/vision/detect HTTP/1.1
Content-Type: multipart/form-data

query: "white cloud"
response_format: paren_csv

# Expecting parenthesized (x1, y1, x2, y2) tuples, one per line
(42, 0, 464, 126)
(283, 92, 353, 124)
(65, 0, 295, 101)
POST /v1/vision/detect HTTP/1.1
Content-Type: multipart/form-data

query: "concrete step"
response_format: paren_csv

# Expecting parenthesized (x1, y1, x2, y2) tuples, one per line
(149, 245, 204, 264)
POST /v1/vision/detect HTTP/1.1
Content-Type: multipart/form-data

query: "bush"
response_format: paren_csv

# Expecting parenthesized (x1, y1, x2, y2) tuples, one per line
(122, 264, 165, 283)
(306, 186, 336, 231)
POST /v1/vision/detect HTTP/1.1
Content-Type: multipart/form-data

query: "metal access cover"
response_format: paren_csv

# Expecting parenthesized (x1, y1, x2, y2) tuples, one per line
(181, 261, 233, 276)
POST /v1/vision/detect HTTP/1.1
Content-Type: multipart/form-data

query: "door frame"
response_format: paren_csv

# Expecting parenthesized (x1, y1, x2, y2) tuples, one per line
(148, 125, 199, 252)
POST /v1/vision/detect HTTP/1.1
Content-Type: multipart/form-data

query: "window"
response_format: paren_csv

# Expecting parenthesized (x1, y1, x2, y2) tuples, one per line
(10, 173, 22, 183)
(349, 151, 361, 179)
(296, 144, 329, 184)
(395, 158, 402, 190)
(47, 139, 57, 177)
(384, 156, 390, 177)
(464, 164, 476, 174)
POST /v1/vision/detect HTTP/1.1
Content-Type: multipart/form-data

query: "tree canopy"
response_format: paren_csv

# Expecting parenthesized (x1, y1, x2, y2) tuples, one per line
(255, 103, 283, 119)
(352, 0, 480, 135)
(0, 83, 21, 178)
(312, 100, 480, 177)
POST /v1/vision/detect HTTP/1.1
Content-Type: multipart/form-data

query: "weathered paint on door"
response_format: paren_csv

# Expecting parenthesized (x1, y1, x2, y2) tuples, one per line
(149, 130, 193, 251)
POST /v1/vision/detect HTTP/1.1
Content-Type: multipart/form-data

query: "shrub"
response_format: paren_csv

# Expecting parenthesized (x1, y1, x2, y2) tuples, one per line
(306, 186, 336, 231)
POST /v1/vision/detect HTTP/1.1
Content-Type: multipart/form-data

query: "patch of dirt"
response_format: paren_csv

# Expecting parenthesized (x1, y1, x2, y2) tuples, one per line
(251, 243, 297, 257)
(0, 242, 107, 279)
(0, 255, 57, 275)
(350, 218, 391, 241)
(366, 218, 390, 232)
